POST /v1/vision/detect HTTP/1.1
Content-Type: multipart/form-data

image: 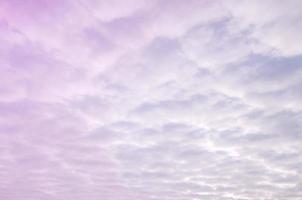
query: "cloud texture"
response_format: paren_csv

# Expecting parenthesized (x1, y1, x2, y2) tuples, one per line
(0, 0, 302, 199)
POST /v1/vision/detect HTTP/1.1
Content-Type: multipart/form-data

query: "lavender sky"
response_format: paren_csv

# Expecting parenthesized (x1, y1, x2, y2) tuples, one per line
(0, 0, 302, 199)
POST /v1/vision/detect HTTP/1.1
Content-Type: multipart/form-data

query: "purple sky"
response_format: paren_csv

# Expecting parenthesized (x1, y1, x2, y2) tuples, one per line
(1, 0, 302, 199)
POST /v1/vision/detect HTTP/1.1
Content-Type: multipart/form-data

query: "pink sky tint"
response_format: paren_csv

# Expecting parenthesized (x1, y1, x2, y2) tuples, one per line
(0, 0, 302, 200)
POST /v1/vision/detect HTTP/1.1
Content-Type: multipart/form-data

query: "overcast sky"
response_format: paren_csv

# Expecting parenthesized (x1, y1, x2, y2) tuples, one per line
(0, 0, 302, 199)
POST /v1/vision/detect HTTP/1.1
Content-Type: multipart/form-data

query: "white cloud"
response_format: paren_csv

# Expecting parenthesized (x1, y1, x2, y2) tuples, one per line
(0, 0, 301, 200)
(225, 0, 302, 56)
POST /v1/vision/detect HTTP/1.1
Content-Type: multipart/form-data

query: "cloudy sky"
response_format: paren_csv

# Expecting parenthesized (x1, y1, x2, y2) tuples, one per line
(0, 0, 302, 199)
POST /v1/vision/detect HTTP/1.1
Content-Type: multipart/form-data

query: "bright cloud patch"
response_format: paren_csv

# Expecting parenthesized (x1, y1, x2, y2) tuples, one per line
(0, 0, 302, 200)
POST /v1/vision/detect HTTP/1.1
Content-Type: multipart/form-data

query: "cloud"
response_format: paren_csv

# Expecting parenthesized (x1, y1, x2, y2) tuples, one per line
(224, 0, 302, 56)
(0, 0, 301, 200)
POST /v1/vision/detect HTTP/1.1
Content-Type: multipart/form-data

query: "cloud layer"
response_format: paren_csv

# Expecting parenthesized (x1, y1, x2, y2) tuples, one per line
(0, 0, 302, 199)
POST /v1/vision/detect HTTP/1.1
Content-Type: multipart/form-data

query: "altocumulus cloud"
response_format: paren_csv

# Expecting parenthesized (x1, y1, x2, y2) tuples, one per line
(0, 0, 302, 200)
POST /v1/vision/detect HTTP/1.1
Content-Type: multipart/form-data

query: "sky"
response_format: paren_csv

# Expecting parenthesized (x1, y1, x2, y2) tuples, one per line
(0, 0, 302, 199)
